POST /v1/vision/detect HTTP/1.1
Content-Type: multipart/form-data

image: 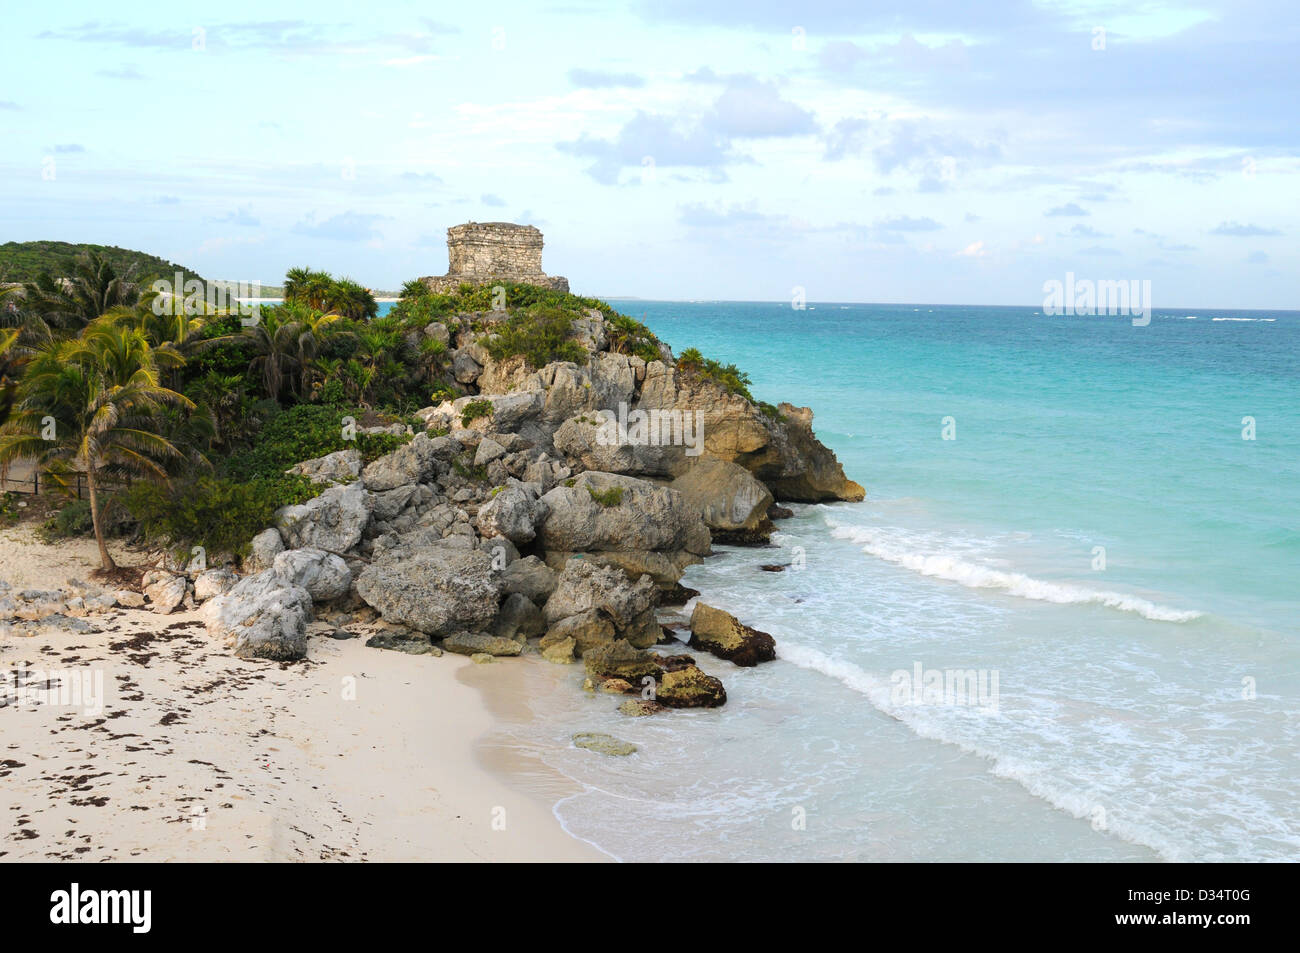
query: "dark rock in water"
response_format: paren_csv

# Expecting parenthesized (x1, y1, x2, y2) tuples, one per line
(711, 522, 776, 546)
(655, 665, 727, 708)
(758, 564, 787, 573)
(572, 732, 637, 756)
(365, 631, 437, 655)
(689, 602, 777, 667)
(328, 629, 355, 640)
(768, 504, 795, 521)
(653, 653, 697, 673)
(658, 583, 700, 606)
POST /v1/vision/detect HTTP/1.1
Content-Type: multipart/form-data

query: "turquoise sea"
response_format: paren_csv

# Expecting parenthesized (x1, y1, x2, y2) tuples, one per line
(483, 301, 1299, 862)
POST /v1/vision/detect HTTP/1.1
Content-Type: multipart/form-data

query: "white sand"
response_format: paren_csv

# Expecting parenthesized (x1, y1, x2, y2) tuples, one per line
(0, 526, 603, 862)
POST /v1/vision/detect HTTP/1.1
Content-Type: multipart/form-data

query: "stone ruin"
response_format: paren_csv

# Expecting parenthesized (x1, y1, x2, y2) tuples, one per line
(420, 222, 569, 294)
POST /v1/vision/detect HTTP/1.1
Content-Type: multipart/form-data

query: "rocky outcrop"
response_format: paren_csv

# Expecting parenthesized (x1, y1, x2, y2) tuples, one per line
(475, 483, 540, 544)
(273, 548, 352, 602)
(442, 631, 522, 657)
(275, 482, 371, 553)
(247, 527, 285, 572)
(203, 570, 312, 660)
(535, 472, 710, 586)
(354, 544, 500, 636)
(689, 602, 777, 666)
(142, 570, 187, 614)
(193, 568, 238, 602)
(542, 559, 662, 650)
(655, 664, 727, 708)
(287, 448, 362, 485)
(669, 457, 774, 544)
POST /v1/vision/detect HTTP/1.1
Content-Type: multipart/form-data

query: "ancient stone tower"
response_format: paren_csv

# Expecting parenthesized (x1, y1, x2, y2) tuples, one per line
(420, 222, 569, 294)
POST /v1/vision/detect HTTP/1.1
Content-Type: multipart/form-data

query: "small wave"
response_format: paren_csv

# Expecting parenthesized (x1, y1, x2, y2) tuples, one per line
(777, 642, 1183, 861)
(1212, 316, 1275, 322)
(829, 526, 1202, 622)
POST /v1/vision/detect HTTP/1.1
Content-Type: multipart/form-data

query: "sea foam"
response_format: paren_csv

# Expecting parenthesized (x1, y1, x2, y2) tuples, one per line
(829, 525, 1203, 622)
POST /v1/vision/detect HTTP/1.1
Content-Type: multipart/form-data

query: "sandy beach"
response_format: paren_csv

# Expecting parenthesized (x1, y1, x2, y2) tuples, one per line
(0, 526, 603, 862)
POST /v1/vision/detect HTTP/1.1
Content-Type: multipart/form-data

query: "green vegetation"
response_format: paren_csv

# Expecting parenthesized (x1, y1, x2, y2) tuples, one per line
(677, 347, 755, 402)
(0, 241, 203, 286)
(37, 499, 94, 542)
(460, 399, 494, 428)
(586, 485, 624, 507)
(0, 243, 707, 566)
(485, 305, 588, 368)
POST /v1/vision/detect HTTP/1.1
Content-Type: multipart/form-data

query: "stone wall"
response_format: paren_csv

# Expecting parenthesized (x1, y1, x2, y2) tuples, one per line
(421, 222, 569, 294)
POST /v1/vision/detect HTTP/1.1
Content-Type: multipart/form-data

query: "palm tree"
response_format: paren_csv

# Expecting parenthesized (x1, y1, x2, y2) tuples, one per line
(0, 317, 194, 570)
(330, 277, 378, 320)
(21, 251, 144, 334)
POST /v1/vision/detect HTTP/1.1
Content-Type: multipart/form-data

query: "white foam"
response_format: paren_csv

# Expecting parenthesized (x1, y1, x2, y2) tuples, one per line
(777, 641, 1186, 861)
(829, 525, 1203, 622)
(1212, 316, 1275, 322)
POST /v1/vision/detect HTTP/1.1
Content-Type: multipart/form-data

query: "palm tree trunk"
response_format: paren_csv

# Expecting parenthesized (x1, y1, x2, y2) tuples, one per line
(86, 467, 116, 572)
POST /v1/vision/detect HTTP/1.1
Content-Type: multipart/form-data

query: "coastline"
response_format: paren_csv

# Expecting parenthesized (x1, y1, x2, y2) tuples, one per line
(0, 527, 601, 862)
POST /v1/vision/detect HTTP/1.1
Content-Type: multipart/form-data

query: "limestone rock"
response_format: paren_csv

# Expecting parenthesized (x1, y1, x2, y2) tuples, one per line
(655, 664, 727, 708)
(540, 610, 615, 657)
(355, 546, 500, 636)
(193, 568, 238, 602)
(287, 448, 362, 485)
(441, 631, 522, 657)
(203, 569, 313, 660)
(499, 555, 557, 604)
(670, 457, 775, 544)
(475, 484, 537, 544)
(275, 482, 371, 553)
(247, 527, 285, 572)
(273, 548, 353, 602)
(142, 570, 186, 614)
(535, 471, 710, 557)
(572, 732, 636, 756)
(689, 602, 777, 666)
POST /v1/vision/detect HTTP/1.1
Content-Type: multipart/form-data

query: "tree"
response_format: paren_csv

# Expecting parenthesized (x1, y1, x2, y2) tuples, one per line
(21, 250, 145, 334)
(0, 317, 193, 570)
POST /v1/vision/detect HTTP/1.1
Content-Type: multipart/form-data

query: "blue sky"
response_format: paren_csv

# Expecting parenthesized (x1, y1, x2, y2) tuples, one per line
(1, 0, 1296, 306)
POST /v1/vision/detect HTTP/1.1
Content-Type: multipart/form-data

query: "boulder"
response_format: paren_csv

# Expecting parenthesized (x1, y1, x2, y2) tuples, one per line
(142, 571, 186, 614)
(543, 559, 661, 648)
(203, 570, 312, 660)
(670, 457, 775, 544)
(475, 484, 538, 544)
(275, 482, 371, 553)
(453, 349, 482, 384)
(287, 448, 362, 485)
(499, 555, 557, 604)
(583, 639, 661, 683)
(572, 732, 636, 757)
(354, 545, 500, 636)
(655, 664, 727, 708)
(193, 568, 238, 602)
(360, 433, 445, 492)
(535, 472, 711, 557)
(273, 548, 353, 602)
(689, 602, 777, 666)
(247, 527, 285, 572)
(540, 635, 576, 664)
(492, 592, 544, 641)
(540, 610, 615, 657)
(441, 631, 522, 657)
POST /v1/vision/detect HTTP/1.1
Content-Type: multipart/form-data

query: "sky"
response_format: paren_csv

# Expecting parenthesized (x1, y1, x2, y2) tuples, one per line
(1, 0, 1296, 307)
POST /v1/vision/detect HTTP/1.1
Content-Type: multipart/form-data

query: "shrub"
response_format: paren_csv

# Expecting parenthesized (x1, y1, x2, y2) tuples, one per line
(484, 305, 587, 369)
(37, 499, 94, 540)
(223, 404, 411, 482)
(123, 474, 317, 558)
(605, 314, 661, 363)
(677, 347, 754, 402)
(460, 399, 494, 428)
